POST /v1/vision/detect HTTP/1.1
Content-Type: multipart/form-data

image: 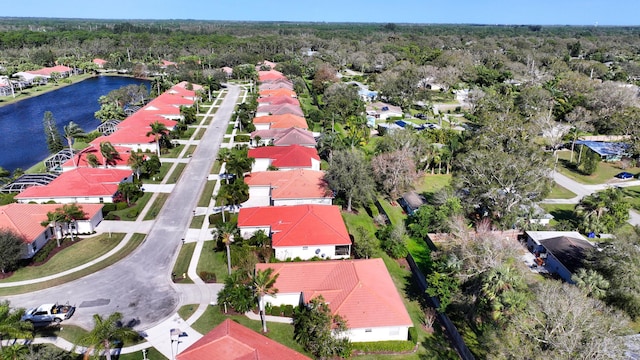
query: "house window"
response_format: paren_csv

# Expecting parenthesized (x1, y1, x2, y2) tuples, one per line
(99, 197, 104, 203)
(365, 329, 372, 333)
(302, 246, 308, 250)
(335, 245, 350, 256)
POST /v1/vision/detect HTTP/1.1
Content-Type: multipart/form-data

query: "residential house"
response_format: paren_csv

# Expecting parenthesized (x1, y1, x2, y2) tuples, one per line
(398, 191, 426, 215)
(0, 203, 103, 258)
(93, 58, 108, 68)
(258, 80, 294, 91)
(258, 70, 286, 82)
(243, 169, 332, 208)
(525, 231, 597, 283)
(221, 66, 233, 78)
(255, 259, 413, 342)
(177, 319, 310, 360)
(256, 60, 278, 71)
(366, 102, 403, 120)
(252, 114, 308, 131)
(255, 104, 304, 118)
(238, 204, 351, 260)
(259, 88, 297, 98)
(575, 140, 630, 162)
(257, 95, 300, 107)
(250, 127, 317, 148)
(15, 168, 133, 204)
(248, 145, 320, 172)
(61, 145, 134, 171)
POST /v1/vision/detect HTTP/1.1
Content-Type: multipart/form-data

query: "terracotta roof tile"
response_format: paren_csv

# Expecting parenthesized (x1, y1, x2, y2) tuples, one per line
(248, 145, 318, 168)
(244, 170, 331, 200)
(256, 259, 413, 329)
(250, 128, 316, 147)
(252, 114, 308, 129)
(257, 96, 300, 106)
(257, 104, 304, 117)
(259, 88, 297, 98)
(177, 319, 310, 360)
(238, 205, 349, 247)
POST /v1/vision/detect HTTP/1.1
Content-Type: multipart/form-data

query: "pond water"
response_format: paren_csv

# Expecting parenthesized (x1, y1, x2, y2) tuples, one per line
(0, 76, 150, 172)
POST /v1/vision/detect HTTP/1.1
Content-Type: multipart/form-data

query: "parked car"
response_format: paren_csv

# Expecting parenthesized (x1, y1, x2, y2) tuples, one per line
(615, 172, 634, 180)
(21, 303, 75, 325)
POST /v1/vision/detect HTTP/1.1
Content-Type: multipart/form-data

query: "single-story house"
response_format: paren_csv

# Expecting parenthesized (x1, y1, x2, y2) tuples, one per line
(221, 66, 233, 78)
(575, 140, 630, 162)
(250, 127, 317, 148)
(257, 95, 300, 107)
(255, 104, 304, 118)
(248, 145, 320, 172)
(15, 168, 133, 204)
(238, 204, 351, 260)
(259, 88, 297, 98)
(256, 60, 278, 71)
(525, 231, 597, 283)
(242, 169, 332, 208)
(258, 80, 294, 91)
(93, 58, 108, 68)
(366, 102, 403, 120)
(0, 203, 103, 258)
(252, 114, 308, 131)
(258, 70, 287, 82)
(177, 319, 310, 360)
(256, 259, 413, 342)
(61, 145, 134, 171)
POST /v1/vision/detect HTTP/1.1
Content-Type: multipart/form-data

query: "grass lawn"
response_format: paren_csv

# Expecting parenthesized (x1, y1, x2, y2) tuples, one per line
(118, 348, 167, 360)
(172, 242, 196, 284)
(167, 163, 187, 184)
(197, 242, 229, 282)
(377, 196, 407, 226)
(547, 183, 577, 199)
(556, 150, 640, 185)
(211, 160, 222, 174)
(194, 128, 205, 140)
(226, 123, 235, 134)
(620, 185, 640, 211)
(198, 180, 216, 207)
(185, 145, 197, 156)
(191, 305, 309, 356)
(190, 215, 205, 229)
(0, 233, 125, 283)
(109, 192, 153, 221)
(540, 203, 578, 227)
(143, 193, 169, 220)
(144, 163, 172, 184)
(415, 174, 451, 195)
(178, 304, 199, 321)
(0, 233, 146, 296)
(164, 144, 185, 158)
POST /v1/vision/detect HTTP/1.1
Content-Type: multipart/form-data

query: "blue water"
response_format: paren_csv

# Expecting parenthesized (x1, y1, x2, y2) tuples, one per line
(0, 76, 150, 172)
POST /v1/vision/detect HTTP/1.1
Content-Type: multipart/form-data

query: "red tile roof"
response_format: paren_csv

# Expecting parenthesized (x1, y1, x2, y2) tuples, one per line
(256, 259, 413, 330)
(257, 104, 304, 117)
(62, 145, 133, 169)
(244, 170, 331, 200)
(93, 58, 107, 66)
(259, 88, 297, 98)
(252, 114, 308, 129)
(177, 319, 310, 360)
(248, 145, 319, 168)
(15, 168, 132, 201)
(27, 65, 72, 76)
(93, 113, 176, 147)
(238, 205, 350, 247)
(250, 128, 316, 147)
(258, 82, 295, 91)
(0, 203, 103, 243)
(258, 70, 287, 82)
(257, 96, 300, 106)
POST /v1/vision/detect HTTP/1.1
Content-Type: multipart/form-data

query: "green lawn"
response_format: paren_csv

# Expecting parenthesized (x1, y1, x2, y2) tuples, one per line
(620, 185, 640, 211)
(198, 180, 216, 207)
(194, 128, 205, 140)
(556, 150, 640, 185)
(540, 203, 578, 227)
(167, 163, 187, 184)
(211, 160, 222, 174)
(0, 233, 146, 296)
(190, 215, 205, 229)
(178, 304, 199, 321)
(414, 174, 452, 195)
(172, 242, 196, 284)
(377, 196, 407, 226)
(197, 242, 229, 282)
(0, 233, 125, 283)
(185, 145, 197, 156)
(547, 183, 577, 199)
(143, 193, 169, 220)
(144, 163, 172, 184)
(109, 192, 153, 221)
(226, 123, 235, 134)
(164, 144, 185, 158)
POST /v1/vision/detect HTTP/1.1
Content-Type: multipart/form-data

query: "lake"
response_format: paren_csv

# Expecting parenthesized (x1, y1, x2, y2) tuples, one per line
(0, 76, 151, 172)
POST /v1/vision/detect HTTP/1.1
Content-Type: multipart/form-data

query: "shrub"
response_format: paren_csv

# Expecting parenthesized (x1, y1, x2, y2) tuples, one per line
(270, 305, 282, 316)
(283, 304, 294, 317)
(209, 213, 223, 225)
(408, 327, 418, 344)
(126, 209, 139, 219)
(102, 203, 117, 213)
(234, 134, 250, 143)
(116, 202, 128, 210)
(351, 340, 415, 353)
(104, 213, 119, 220)
(199, 271, 217, 283)
(33, 239, 59, 263)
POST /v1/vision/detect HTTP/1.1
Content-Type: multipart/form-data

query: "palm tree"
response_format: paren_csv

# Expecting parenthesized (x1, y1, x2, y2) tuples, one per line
(99, 141, 120, 168)
(63, 121, 86, 168)
(146, 121, 168, 157)
(42, 204, 87, 244)
(127, 151, 145, 180)
(253, 268, 279, 333)
(0, 301, 33, 351)
(212, 222, 237, 275)
(572, 268, 610, 299)
(80, 312, 139, 360)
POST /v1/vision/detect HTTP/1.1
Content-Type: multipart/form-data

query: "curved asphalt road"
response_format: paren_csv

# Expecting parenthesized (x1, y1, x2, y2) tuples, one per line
(1, 85, 241, 330)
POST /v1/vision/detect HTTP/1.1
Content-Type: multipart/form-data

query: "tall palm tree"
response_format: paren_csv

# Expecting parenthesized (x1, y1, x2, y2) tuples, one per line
(80, 312, 139, 360)
(127, 151, 146, 180)
(146, 121, 168, 157)
(63, 121, 86, 168)
(212, 222, 237, 275)
(253, 268, 279, 333)
(572, 268, 610, 299)
(99, 141, 120, 168)
(0, 301, 32, 351)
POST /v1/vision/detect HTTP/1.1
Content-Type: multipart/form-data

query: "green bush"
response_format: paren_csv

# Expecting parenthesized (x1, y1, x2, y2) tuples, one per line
(209, 213, 223, 225)
(283, 304, 294, 317)
(199, 271, 217, 283)
(33, 238, 68, 263)
(269, 305, 282, 316)
(351, 340, 415, 353)
(116, 202, 128, 210)
(104, 213, 118, 220)
(102, 203, 117, 213)
(126, 209, 139, 219)
(408, 327, 418, 344)
(234, 134, 250, 143)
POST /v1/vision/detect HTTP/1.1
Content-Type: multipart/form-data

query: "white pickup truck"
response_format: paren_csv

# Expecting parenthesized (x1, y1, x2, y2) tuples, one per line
(21, 303, 76, 325)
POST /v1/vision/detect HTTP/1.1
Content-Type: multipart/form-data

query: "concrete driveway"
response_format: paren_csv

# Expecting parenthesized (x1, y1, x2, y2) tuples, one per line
(1, 85, 241, 330)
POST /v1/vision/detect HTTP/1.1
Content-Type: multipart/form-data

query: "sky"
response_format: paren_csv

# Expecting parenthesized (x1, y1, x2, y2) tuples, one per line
(3, 0, 639, 26)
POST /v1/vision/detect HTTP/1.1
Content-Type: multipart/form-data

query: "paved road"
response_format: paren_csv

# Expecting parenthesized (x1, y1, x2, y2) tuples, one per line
(1, 85, 241, 330)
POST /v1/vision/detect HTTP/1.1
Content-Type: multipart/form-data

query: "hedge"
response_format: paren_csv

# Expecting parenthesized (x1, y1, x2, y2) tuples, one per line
(351, 340, 415, 353)
(408, 326, 418, 344)
(234, 134, 250, 143)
